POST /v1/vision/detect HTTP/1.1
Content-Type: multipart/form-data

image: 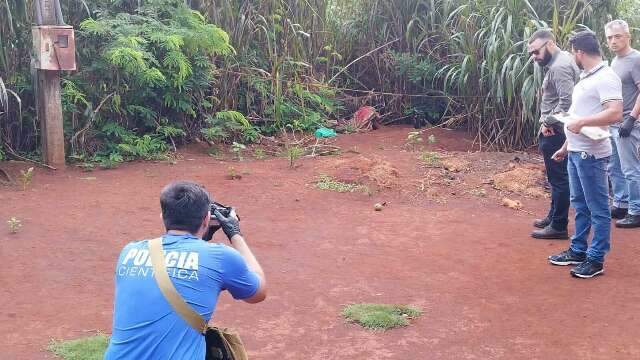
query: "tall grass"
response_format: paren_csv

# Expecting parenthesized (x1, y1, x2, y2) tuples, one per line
(327, 0, 622, 149)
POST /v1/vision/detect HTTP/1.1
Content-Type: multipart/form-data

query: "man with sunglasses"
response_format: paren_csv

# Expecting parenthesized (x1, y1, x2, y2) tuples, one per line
(605, 19, 640, 228)
(527, 29, 580, 240)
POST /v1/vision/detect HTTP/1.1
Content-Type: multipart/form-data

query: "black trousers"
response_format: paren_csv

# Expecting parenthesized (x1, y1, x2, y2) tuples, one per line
(539, 130, 570, 230)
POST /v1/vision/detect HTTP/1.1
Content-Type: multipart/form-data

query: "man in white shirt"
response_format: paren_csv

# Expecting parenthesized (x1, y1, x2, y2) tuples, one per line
(548, 31, 623, 278)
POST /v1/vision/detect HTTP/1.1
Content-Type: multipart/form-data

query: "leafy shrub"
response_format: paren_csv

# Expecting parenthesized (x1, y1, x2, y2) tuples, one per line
(66, 0, 233, 161)
(201, 111, 258, 144)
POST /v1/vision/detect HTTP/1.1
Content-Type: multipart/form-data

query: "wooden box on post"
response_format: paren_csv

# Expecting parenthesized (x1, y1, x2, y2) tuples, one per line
(32, 25, 76, 71)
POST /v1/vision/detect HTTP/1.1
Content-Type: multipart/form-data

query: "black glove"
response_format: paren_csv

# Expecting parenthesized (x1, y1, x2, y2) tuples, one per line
(213, 208, 241, 240)
(619, 114, 637, 138)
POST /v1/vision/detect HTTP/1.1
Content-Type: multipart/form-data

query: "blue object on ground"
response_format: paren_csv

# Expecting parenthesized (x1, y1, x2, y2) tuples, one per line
(315, 127, 337, 138)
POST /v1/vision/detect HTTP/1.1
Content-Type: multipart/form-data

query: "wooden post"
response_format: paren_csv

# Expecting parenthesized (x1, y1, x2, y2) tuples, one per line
(37, 71, 65, 167)
(35, 0, 66, 169)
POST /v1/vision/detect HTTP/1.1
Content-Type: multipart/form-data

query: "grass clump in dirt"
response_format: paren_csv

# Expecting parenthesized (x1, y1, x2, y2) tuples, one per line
(419, 151, 441, 167)
(315, 174, 369, 193)
(342, 303, 422, 330)
(7, 217, 22, 233)
(48, 334, 109, 360)
(17, 167, 34, 191)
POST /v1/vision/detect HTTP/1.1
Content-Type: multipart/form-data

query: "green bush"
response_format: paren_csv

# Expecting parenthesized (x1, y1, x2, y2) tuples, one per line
(65, 0, 232, 161)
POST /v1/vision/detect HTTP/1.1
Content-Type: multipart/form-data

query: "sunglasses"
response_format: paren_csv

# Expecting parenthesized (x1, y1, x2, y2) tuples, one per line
(528, 40, 549, 56)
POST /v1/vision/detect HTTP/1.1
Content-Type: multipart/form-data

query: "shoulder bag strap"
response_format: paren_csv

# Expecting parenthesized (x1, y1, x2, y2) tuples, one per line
(148, 237, 208, 334)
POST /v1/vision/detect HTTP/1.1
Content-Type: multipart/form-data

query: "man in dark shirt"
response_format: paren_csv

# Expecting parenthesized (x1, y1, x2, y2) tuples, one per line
(527, 29, 580, 239)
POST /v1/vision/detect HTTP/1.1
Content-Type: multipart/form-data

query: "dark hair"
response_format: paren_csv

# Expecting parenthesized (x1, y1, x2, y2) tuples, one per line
(569, 30, 601, 56)
(528, 28, 555, 44)
(160, 181, 210, 234)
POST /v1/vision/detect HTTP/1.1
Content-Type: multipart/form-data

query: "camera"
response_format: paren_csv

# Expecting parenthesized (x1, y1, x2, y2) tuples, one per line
(210, 201, 233, 221)
(203, 202, 239, 241)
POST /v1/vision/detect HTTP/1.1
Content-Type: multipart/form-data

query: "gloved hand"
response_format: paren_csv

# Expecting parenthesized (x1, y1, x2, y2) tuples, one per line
(619, 114, 637, 138)
(213, 208, 241, 240)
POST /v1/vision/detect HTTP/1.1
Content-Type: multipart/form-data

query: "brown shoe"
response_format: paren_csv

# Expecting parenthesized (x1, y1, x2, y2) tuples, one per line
(532, 225, 568, 239)
(533, 217, 551, 229)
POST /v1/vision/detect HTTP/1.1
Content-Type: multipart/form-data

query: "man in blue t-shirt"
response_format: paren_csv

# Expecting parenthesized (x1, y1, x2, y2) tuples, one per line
(105, 181, 267, 359)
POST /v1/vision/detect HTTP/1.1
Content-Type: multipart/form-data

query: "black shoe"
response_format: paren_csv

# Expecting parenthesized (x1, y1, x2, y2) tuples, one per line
(533, 217, 551, 229)
(532, 225, 568, 239)
(616, 214, 640, 228)
(548, 249, 586, 266)
(611, 206, 628, 219)
(570, 259, 604, 278)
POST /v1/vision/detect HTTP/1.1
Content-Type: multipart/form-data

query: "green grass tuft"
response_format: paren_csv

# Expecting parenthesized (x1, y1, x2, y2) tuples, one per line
(342, 303, 422, 330)
(419, 151, 441, 166)
(315, 175, 369, 193)
(48, 334, 109, 360)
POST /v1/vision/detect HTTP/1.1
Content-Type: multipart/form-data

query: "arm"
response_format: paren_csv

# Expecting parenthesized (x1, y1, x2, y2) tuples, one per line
(619, 81, 640, 137)
(551, 66, 576, 114)
(214, 209, 267, 304)
(567, 72, 623, 134)
(229, 234, 267, 303)
(552, 140, 569, 162)
(567, 100, 623, 133)
(632, 83, 640, 118)
(541, 67, 576, 137)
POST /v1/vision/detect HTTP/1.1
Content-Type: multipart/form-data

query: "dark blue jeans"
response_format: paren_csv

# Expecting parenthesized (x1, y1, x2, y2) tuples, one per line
(539, 131, 570, 230)
(567, 152, 611, 263)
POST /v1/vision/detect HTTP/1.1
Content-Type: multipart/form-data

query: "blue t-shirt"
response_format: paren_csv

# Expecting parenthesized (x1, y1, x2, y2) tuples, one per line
(104, 233, 260, 360)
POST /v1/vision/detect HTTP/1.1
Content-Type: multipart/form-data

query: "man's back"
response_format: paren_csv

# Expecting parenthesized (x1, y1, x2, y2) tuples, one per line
(105, 233, 260, 360)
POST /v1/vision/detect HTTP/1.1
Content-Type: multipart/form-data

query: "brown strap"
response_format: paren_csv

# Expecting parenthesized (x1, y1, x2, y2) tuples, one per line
(148, 238, 208, 334)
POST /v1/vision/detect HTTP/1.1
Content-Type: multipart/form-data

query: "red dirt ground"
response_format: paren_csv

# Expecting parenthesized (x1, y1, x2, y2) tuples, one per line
(1, 125, 640, 359)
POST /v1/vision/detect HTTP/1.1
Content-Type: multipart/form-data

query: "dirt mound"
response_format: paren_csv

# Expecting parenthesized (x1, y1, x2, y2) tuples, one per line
(325, 156, 399, 189)
(440, 157, 471, 172)
(491, 165, 546, 198)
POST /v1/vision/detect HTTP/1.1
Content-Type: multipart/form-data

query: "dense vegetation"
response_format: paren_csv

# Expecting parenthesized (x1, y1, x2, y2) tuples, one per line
(1, 0, 638, 164)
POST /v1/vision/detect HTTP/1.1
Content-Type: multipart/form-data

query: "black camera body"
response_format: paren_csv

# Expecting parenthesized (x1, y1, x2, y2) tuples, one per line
(202, 202, 241, 241)
(210, 201, 233, 221)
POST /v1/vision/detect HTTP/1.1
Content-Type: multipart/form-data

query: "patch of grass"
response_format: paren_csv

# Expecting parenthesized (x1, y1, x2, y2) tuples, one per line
(226, 166, 242, 180)
(253, 147, 266, 160)
(405, 131, 423, 152)
(469, 188, 487, 197)
(7, 217, 22, 234)
(207, 147, 221, 157)
(48, 334, 109, 360)
(419, 151, 441, 167)
(17, 167, 34, 191)
(76, 163, 95, 172)
(286, 146, 304, 168)
(315, 175, 369, 193)
(231, 142, 246, 161)
(338, 123, 356, 134)
(342, 303, 422, 330)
